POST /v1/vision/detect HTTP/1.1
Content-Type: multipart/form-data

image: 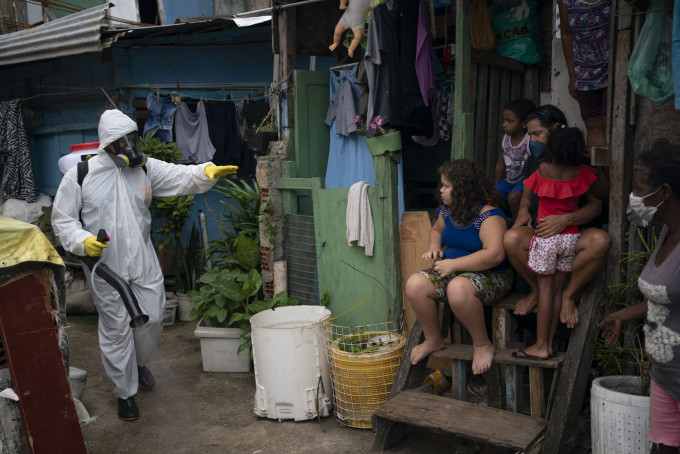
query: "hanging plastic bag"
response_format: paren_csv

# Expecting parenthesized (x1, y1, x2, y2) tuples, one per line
(471, 0, 495, 52)
(489, 0, 544, 65)
(627, 0, 674, 106)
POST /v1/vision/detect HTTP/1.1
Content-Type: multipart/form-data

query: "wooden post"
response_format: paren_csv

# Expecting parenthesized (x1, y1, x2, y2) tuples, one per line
(276, 3, 296, 144)
(370, 143, 403, 323)
(606, 0, 635, 286)
(542, 276, 605, 453)
(453, 0, 473, 160)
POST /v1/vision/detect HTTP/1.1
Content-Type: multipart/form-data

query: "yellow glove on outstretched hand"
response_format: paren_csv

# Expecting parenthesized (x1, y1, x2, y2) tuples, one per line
(83, 236, 108, 257)
(204, 165, 239, 180)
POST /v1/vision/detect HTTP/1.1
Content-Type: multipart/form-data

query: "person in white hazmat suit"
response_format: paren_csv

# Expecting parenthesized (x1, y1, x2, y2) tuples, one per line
(52, 109, 237, 421)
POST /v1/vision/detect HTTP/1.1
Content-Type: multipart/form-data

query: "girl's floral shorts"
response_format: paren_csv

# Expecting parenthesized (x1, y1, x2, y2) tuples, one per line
(419, 267, 513, 305)
(528, 233, 580, 275)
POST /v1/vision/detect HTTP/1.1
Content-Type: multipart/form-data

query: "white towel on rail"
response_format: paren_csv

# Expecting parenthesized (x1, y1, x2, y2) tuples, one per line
(346, 181, 374, 256)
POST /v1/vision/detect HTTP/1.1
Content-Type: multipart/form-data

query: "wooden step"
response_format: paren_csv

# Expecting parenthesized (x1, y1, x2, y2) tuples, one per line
(484, 291, 532, 311)
(430, 344, 565, 369)
(372, 390, 546, 452)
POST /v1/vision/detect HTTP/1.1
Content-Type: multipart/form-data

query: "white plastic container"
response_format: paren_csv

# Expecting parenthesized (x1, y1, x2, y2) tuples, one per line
(58, 142, 99, 174)
(591, 375, 651, 454)
(194, 322, 251, 372)
(250, 305, 333, 421)
(68, 366, 88, 401)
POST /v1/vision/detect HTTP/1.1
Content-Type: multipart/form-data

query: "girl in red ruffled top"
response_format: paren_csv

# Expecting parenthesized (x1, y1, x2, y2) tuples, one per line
(513, 127, 598, 360)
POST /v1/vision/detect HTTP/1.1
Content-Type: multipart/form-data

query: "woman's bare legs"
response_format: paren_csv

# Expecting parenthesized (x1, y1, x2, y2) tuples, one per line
(406, 273, 446, 365)
(447, 277, 494, 374)
(504, 226, 538, 315)
(560, 228, 611, 328)
(519, 273, 554, 359)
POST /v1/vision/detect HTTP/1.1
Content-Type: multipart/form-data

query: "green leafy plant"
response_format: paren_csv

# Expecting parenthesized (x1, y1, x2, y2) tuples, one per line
(188, 267, 299, 353)
(595, 227, 658, 396)
(141, 132, 197, 292)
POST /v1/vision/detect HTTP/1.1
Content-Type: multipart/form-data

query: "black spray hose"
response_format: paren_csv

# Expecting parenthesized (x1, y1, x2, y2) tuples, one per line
(81, 229, 150, 329)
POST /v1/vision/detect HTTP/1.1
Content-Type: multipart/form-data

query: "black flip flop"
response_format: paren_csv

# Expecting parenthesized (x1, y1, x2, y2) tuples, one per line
(512, 348, 551, 361)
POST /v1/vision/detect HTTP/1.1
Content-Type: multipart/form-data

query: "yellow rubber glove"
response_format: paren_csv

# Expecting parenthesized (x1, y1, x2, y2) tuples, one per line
(204, 165, 239, 180)
(83, 236, 108, 257)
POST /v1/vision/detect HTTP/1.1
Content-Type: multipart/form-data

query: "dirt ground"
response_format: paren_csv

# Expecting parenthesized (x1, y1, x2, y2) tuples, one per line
(67, 314, 591, 454)
(67, 314, 470, 454)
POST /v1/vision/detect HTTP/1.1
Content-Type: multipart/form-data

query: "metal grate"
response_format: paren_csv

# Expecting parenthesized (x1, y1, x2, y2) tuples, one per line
(284, 214, 319, 306)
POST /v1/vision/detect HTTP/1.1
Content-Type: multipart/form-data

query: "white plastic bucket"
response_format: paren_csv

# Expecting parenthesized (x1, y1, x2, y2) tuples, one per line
(58, 142, 99, 174)
(591, 375, 651, 454)
(250, 305, 333, 421)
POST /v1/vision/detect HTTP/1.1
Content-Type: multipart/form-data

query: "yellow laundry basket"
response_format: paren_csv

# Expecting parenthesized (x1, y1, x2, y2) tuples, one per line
(325, 322, 405, 429)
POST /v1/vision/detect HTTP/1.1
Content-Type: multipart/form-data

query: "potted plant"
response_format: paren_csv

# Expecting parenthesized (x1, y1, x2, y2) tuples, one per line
(188, 237, 299, 373)
(590, 227, 657, 454)
(246, 119, 277, 156)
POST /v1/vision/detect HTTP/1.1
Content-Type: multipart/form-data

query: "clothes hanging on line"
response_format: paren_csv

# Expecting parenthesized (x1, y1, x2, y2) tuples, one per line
(0, 99, 38, 203)
(325, 73, 358, 137)
(174, 101, 216, 164)
(143, 94, 178, 143)
(324, 66, 405, 221)
(204, 101, 241, 166)
(416, 0, 438, 136)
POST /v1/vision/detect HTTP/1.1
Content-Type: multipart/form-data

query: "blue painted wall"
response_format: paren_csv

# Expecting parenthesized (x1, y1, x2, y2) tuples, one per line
(0, 24, 273, 248)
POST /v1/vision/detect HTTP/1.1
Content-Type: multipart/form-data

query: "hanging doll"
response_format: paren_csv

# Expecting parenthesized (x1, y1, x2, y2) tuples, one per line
(328, 0, 374, 58)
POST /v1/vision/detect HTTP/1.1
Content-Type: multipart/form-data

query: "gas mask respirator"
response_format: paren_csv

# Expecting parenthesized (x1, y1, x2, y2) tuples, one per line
(111, 133, 147, 169)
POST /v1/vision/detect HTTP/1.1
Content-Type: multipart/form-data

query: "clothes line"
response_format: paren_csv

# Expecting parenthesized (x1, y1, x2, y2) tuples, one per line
(120, 83, 271, 90)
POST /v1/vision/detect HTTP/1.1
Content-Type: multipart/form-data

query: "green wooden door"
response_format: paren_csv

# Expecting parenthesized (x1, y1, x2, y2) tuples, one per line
(281, 71, 403, 328)
(292, 70, 331, 215)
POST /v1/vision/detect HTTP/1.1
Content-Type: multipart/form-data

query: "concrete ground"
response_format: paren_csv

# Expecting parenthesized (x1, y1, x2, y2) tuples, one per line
(68, 314, 470, 454)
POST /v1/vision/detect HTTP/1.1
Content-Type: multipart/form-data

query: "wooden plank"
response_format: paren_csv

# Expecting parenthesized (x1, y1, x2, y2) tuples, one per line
(0, 272, 87, 454)
(505, 365, 523, 413)
(542, 276, 605, 453)
(389, 319, 428, 398)
(471, 49, 526, 74)
(453, 0, 472, 160)
(451, 360, 467, 400)
(373, 390, 546, 451)
(486, 66, 501, 178)
(606, 0, 634, 287)
(400, 212, 432, 336)
(486, 292, 526, 310)
(470, 60, 479, 122)
(431, 344, 565, 369)
(529, 367, 545, 418)
(475, 64, 490, 168)
(492, 305, 511, 349)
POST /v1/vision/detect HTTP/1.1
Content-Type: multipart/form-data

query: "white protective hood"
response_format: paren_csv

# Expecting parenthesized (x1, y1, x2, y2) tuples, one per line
(98, 109, 138, 152)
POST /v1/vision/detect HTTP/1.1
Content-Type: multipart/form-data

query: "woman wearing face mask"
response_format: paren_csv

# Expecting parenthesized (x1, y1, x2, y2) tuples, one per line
(503, 105, 611, 326)
(599, 143, 680, 454)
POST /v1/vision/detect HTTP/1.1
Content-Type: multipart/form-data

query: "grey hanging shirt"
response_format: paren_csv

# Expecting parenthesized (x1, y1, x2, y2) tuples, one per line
(325, 77, 357, 137)
(174, 102, 216, 164)
(639, 225, 680, 402)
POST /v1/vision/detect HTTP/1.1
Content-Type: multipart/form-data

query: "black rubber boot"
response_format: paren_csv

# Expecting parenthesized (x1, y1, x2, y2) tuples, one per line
(117, 396, 139, 421)
(137, 365, 155, 391)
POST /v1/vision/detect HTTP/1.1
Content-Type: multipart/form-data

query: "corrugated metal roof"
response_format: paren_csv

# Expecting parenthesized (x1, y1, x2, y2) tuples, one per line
(0, 3, 114, 67)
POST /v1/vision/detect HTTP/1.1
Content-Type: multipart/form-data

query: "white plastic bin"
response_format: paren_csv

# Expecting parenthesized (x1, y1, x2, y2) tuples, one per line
(58, 142, 99, 174)
(250, 306, 333, 421)
(591, 375, 651, 454)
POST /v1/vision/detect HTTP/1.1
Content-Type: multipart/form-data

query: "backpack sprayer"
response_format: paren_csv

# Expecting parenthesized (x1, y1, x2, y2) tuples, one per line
(80, 229, 149, 328)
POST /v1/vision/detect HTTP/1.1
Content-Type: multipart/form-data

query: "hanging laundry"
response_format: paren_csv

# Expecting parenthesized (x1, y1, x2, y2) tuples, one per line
(0, 100, 38, 203)
(174, 101, 216, 164)
(325, 75, 358, 137)
(364, 1, 393, 125)
(416, 0, 438, 137)
(436, 91, 454, 141)
(142, 93, 178, 143)
(241, 98, 269, 130)
(325, 66, 406, 221)
(205, 101, 241, 166)
(346, 181, 374, 256)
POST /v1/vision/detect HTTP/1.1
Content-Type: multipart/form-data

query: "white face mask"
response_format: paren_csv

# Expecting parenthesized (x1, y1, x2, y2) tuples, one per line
(627, 187, 664, 227)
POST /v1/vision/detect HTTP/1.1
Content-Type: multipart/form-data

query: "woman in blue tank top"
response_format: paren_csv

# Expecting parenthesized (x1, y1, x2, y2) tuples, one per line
(405, 159, 512, 375)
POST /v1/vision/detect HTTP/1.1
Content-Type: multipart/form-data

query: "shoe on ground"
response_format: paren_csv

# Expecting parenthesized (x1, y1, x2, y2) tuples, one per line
(117, 396, 139, 421)
(137, 365, 155, 390)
